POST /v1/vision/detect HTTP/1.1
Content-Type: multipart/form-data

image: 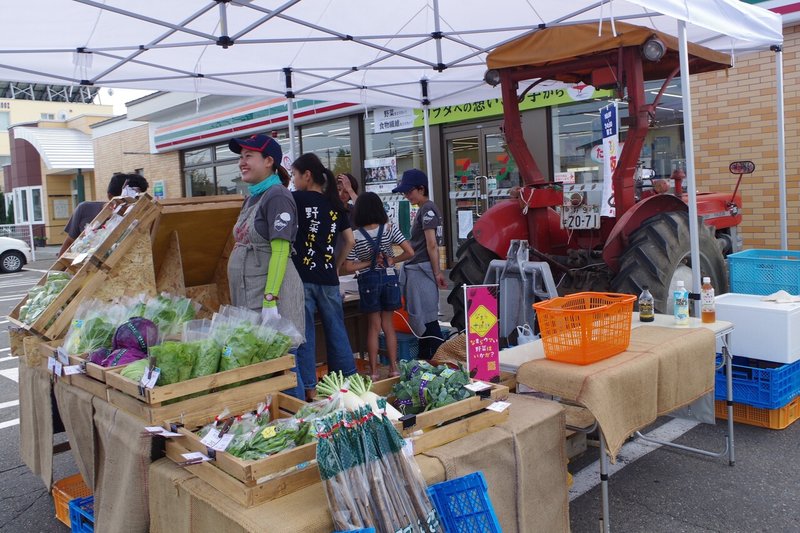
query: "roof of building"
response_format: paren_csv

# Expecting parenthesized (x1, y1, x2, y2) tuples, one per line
(12, 126, 93, 170)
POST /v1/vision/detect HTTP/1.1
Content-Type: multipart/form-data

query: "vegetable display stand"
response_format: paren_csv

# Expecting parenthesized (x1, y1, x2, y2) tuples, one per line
(104, 354, 297, 424)
(163, 392, 319, 507)
(7, 258, 108, 341)
(38, 343, 121, 399)
(59, 194, 161, 271)
(151, 196, 244, 317)
(371, 377, 510, 455)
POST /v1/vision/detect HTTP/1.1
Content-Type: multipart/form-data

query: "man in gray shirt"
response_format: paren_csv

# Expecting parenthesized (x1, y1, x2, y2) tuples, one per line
(59, 173, 149, 254)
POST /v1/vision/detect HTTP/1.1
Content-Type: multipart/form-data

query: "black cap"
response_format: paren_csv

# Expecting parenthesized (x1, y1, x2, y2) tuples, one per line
(392, 169, 428, 193)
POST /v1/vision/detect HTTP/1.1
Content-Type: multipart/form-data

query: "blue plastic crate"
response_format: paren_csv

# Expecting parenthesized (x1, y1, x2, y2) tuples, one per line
(333, 529, 375, 533)
(715, 355, 800, 409)
(426, 471, 501, 533)
(68, 496, 94, 533)
(728, 249, 800, 296)
(379, 332, 418, 365)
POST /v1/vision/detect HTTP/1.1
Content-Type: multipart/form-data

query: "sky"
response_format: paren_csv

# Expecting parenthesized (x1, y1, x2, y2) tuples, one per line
(93, 87, 155, 116)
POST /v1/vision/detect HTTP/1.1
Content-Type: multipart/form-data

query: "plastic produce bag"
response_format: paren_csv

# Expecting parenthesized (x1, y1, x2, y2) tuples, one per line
(63, 299, 129, 354)
(18, 271, 72, 324)
(183, 319, 222, 378)
(113, 317, 160, 353)
(89, 347, 147, 368)
(135, 293, 199, 339)
(150, 341, 197, 385)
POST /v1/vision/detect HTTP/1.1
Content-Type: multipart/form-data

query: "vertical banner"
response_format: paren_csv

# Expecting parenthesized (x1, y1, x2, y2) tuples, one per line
(600, 102, 619, 217)
(464, 284, 500, 382)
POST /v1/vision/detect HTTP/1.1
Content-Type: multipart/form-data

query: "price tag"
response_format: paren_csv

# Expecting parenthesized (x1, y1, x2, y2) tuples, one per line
(62, 365, 84, 376)
(47, 356, 57, 373)
(140, 367, 160, 389)
(143, 426, 183, 438)
(261, 426, 277, 440)
(71, 252, 88, 266)
(464, 381, 492, 392)
(486, 401, 511, 413)
(181, 451, 212, 463)
(53, 361, 63, 377)
(440, 368, 456, 378)
(56, 347, 70, 366)
(200, 430, 234, 451)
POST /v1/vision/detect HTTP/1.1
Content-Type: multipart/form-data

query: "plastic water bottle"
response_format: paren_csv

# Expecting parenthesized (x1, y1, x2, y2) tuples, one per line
(673, 280, 689, 325)
(701, 277, 716, 323)
(639, 285, 655, 322)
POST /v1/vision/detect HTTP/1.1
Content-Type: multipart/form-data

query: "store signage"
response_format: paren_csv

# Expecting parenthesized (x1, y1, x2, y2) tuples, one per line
(373, 107, 416, 133)
(554, 171, 575, 184)
(364, 157, 398, 194)
(152, 180, 166, 200)
(599, 101, 619, 217)
(464, 284, 500, 382)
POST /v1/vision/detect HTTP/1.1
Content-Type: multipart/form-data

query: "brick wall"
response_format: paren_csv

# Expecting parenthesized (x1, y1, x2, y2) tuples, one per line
(692, 24, 800, 249)
(93, 124, 182, 200)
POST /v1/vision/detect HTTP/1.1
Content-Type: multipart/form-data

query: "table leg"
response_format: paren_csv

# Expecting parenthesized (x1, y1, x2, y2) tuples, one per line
(723, 333, 735, 466)
(599, 431, 611, 533)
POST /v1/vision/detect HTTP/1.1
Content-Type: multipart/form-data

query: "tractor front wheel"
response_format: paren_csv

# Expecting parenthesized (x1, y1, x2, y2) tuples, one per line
(446, 236, 500, 331)
(611, 211, 728, 314)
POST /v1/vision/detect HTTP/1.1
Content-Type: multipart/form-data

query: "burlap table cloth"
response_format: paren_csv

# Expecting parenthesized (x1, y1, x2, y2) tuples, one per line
(516, 325, 715, 460)
(149, 393, 569, 533)
(18, 363, 54, 489)
(54, 379, 96, 488)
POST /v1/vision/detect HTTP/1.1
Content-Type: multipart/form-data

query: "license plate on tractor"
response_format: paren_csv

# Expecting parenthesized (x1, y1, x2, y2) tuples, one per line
(560, 205, 600, 230)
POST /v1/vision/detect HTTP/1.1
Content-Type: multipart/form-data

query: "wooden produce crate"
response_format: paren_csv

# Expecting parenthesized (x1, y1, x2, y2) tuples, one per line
(104, 354, 297, 424)
(60, 194, 161, 270)
(7, 258, 108, 341)
(164, 392, 319, 507)
(371, 377, 510, 455)
(38, 343, 121, 399)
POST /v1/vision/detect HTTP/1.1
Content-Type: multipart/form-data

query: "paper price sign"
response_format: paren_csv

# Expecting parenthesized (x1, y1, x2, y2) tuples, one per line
(140, 367, 160, 389)
(63, 365, 84, 376)
(56, 347, 70, 365)
(201, 431, 234, 452)
(486, 401, 511, 413)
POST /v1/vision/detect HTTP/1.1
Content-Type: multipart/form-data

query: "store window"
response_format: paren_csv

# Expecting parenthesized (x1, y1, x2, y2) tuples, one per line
(300, 119, 351, 175)
(183, 142, 243, 196)
(552, 78, 686, 183)
(363, 118, 427, 177)
(13, 186, 44, 224)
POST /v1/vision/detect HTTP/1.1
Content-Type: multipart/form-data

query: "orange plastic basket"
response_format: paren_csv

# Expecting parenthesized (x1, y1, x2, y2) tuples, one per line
(533, 292, 636, 365)
(52, 473, 92, 527)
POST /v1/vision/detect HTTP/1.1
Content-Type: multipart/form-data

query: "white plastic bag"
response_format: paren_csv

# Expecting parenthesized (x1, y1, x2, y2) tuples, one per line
(516, 324, 537, 345)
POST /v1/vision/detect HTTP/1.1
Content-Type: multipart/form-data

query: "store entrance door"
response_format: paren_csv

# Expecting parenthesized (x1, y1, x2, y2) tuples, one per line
(444, 125, 518, 259)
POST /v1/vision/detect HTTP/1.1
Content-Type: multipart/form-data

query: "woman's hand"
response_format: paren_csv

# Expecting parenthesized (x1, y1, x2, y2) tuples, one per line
(338, 174, 354, 194)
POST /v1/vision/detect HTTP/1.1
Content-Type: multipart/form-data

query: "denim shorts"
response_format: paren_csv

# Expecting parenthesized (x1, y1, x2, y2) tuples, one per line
(357, 268, 401, 313)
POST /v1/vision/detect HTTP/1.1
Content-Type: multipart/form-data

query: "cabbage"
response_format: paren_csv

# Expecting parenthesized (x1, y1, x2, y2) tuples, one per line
(76, 316, 115, 353)
(90, 347, 147, 368)
(113, 317, 159, 352)
(120, 359, 149, 382)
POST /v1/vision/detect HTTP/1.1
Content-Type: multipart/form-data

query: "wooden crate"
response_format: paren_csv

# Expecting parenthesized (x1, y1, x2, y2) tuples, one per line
(371, 377, 510, 455)
(59, 194, 161, 270)
(164, 392, 320, 507)
(37, 343, 122, 399)
(105, 355, 297, 424)
(7, 259, 108, 341)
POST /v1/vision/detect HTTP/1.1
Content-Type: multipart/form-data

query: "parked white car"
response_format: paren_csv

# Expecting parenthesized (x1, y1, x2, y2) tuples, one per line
(0, 237, 32, 273)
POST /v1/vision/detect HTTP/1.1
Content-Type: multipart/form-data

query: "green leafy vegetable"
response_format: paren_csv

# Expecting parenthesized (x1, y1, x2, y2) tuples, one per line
(188, 338, 222, 378)
(120, 359, 149, 382)
(151, 341, 197, 385)
(390, 359, 474, 414)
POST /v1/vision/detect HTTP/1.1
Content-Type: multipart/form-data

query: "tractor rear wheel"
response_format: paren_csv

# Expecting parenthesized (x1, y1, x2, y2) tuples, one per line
(446, 236, 499, 331)
(611, 211, 728, 314)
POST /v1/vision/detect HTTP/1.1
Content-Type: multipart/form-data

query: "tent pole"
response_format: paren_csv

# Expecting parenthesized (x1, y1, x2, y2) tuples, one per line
(678, 20, 701, 314)
(284, 68, 297, 162)
(773, 45, 788, 250)
(421, 80, 434, 202)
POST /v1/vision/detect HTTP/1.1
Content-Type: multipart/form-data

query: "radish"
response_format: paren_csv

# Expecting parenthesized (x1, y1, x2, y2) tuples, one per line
(316, 371, 366, 412)
(350, 375, 403, 421)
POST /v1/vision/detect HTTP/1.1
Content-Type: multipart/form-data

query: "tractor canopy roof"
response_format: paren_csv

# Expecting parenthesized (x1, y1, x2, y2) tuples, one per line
(487, 21, 731, 82)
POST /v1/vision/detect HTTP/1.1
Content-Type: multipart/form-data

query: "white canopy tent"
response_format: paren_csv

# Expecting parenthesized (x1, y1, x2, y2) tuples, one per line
(0, 1, 785, 280)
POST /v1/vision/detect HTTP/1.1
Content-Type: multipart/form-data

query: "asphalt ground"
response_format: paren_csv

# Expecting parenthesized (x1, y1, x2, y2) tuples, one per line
(0, 247, 799, 532)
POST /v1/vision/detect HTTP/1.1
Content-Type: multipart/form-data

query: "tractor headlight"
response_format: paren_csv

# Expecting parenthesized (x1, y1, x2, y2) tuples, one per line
(484, 69, 501, 87)
(642, 37, 666, 62)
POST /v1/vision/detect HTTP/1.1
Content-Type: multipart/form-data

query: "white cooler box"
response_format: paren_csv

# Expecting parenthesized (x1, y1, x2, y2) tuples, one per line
(715, 293, 800, 363)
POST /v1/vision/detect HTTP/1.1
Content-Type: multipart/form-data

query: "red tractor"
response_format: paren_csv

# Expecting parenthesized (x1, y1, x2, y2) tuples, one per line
(448, 22, 743, 330)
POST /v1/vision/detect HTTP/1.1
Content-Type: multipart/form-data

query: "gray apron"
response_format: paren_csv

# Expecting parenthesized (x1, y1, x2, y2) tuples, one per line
(227, 198, 305, 342)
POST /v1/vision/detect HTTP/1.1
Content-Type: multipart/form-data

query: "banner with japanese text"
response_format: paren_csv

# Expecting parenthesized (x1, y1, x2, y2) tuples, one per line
(464, 284, 500, 382)
(600, 101, 619, 217)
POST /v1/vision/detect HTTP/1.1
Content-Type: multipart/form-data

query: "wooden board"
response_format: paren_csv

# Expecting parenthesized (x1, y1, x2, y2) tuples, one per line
(152, 196, 243, 289)
(105, 354, 296, 404)
(164, 439, 320, 508)
(93, 230, 158, 301)
(166, 393, 316, 485)
(106, 371, 297, 425)
(62, 373, 110, 399)
(156, 231, 186, 296)
(371, 377, 510, 453)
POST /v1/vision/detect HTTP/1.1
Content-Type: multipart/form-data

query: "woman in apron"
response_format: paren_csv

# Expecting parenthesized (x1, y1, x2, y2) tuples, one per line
(227, 133, 305, 398)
